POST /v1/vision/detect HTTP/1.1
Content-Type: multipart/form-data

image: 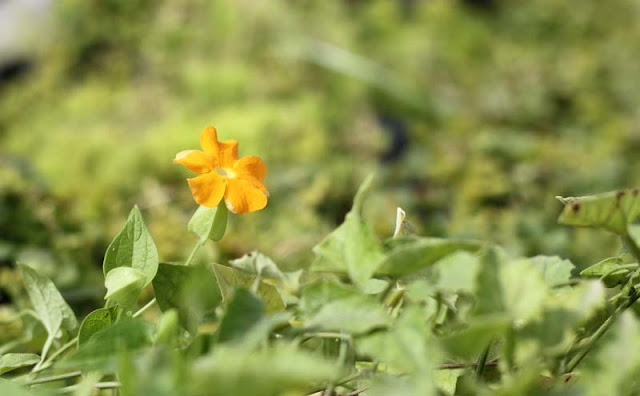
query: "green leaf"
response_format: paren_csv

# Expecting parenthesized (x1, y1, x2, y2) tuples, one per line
(18, 263, 78, 338)
(359, 306, 436, 373)
(299, 279, 361, 316)
(376, 237, 482, 278)
(189, 344, 340, 396)
(153, 263, 222, 332)
(62, 318, 153, 371)
(216, 288, 265, 344)
(229, 252, 302, 297)
(154, 309, 180, 346)
(432, 251, 479, 293)
(103, 206, 158, 286)
(556, 187, 640, 234)
(77, 307, 118, 346)
(0, 353, 40, 375)
(210, 263, 284, 312)
(580, 257, 635, 287)
(306, 295, 390, 334)
(188, 203, 228, 242)
(528, 256, 575, 287)
(311, 174, 385, 288)
(581, 312, 640, 396)
(104, 267, 146, 308)
(441, 316, 510, 360)
(473, 248, 506, 316)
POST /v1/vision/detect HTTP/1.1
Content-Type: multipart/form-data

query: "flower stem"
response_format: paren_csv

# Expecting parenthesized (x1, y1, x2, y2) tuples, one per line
(133, 298, 157, 318)
(184, 238, 206, 266)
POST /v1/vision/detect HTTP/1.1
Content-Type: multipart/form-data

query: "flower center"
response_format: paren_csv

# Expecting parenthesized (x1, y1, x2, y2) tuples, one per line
(215, 167, 236, 178)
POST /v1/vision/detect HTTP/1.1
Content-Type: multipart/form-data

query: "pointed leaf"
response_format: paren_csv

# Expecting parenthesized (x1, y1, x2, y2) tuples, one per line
(210, 263, 284, 312)
(580, 257, 634, 287)
(376, 237, 482, 278)
(311, 175, 385, 288)
(0, 353, 40, 375)
(77, 307, 119, 346)
(103, 206, 158, 286)
(18, 263, 78, 338)
(556, 187, 640, 234)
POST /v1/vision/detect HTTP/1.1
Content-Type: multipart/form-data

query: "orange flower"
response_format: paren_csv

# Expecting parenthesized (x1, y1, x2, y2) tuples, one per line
(174, 126, 268, 214)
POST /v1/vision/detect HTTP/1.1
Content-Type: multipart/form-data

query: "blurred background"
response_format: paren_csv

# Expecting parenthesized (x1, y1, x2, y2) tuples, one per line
(1, 0, 640, 313)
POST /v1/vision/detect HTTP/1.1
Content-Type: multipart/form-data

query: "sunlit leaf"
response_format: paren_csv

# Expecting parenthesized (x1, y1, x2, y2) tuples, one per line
(77, 307, 119, 346)
(103, 206, 158, 286)
(311, 174, 385, 288)
(0, 353, 40, 375)
(18, 263, 78, 339)
(556, 188, 640, 234)
(376, 238, 482, 278)
(580, 257, 634, 287)
(104, 267, 146, 308)
(210, 263, 284, 312)
(188, 204, 228, 242)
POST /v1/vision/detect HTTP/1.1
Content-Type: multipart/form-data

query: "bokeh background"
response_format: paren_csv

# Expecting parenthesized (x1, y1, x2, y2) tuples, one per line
(2, 0, 640, 311)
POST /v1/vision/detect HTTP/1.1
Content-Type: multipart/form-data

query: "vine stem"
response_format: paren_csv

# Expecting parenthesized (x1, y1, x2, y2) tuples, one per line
(564, 292, 640, 373)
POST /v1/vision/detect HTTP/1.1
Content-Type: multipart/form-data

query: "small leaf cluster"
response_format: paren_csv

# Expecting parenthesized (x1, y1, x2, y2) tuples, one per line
(1, 182, 640, 395)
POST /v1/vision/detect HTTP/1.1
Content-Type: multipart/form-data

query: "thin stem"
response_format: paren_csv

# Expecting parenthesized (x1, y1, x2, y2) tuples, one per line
(184, 238, 206, 266)
(32, 337, 78, 374)
(57, 381, 120, 394)
(564, 293, 640, 373)
(25, 371, 82, 385)
(33, 334, 54, 371)
(437, 361, 499, 370)
(133, 298, 157, 318)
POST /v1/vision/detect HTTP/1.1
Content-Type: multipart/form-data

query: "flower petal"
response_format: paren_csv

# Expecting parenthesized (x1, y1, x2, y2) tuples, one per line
(199, 126, 238, 167)
(224, 178, 268, 214)
(173, 150, 213, 173)
(199, 126, 219, 155)
(233, 155, 266, 181)
(218, 140, 239, 167)
(187, 172, 227, 208)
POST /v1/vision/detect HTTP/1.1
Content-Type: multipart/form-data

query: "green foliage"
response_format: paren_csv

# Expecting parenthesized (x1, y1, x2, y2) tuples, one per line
(0, 354, 40, 375)
(188, 204, 228, 242)
(103, 206, 158, 287)
(6, 177, 640, 394)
